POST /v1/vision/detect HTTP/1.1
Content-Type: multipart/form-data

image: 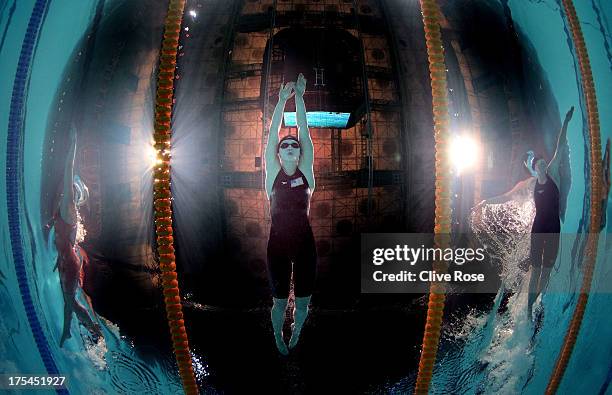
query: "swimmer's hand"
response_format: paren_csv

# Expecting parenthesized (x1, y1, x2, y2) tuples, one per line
(564, 106, 574, 123)
(524, 151, 537, 176)
(279, 82, 295, 101)
(295, 73, 306, 97)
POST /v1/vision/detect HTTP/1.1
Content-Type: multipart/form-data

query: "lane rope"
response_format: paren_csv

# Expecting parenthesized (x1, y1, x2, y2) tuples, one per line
(546, 1, 603, 393)
(415, 1, 452, 393)
(153, 1, 198, 393)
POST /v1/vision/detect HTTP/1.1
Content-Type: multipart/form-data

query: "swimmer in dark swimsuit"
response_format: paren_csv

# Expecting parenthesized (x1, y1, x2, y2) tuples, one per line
(264, 74, 316, 355)
(50, 127, 102, 347)
(476, 107, 574, 319)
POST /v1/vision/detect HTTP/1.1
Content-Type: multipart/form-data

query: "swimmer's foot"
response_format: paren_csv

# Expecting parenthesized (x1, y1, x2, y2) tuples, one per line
(534, 304, 544, 327)
(288, 323, 302, 350)
(59, 330, 71, 348)
(275, 335, 289, 356)
(89, 323, 103, 342)
(529, 306, 545, 351)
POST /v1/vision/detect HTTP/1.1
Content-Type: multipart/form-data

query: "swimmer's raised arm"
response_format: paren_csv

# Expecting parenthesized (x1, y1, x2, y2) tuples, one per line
(295, 73, 315, 190)
(548, 106, 574, 183)
(264, 82, 294, 196)
(266, 82, 294, 156)
(476, 177, 536, 207)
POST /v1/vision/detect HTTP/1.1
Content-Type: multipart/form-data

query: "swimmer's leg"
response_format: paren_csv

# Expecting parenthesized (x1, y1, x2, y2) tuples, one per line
(528, 234, 545, 319)
(80, 290, 104, 342)
(59, 298, 74, 347)
(74, 299, 102, 338)
(538, 234, 559, 294)
(77, 248, 100, 325)
(81, 290, 100, 324)
(267, 232, 291, 355)
(271, 297, 289, 355)
(527, 266, 542, 320)
(289, 295, 311, 349)
(289, 230, 316, 349)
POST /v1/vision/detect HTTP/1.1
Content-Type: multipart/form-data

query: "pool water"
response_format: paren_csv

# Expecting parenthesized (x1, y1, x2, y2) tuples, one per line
(1, 0, 611, 394)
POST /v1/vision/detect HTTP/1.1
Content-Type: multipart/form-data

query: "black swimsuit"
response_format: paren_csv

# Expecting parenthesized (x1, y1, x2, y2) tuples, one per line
(532, 174, 561, 233)
(267, 168, 317, 298)
(531, 174, 561, 268)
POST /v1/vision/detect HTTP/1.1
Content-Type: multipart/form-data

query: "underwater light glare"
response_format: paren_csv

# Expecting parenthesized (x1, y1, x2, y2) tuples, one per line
(450, 135, 479, 174)
(283, 111, 350, 128)
(146, 144, 160, 168)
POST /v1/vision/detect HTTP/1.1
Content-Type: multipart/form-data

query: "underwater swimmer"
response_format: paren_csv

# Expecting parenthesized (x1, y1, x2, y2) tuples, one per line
(265, 74, 316, 355)
(476, 106, 574, 319)
(49, 127, 102, 347)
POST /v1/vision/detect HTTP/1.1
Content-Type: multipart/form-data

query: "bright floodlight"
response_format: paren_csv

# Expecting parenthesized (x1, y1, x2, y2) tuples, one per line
(450, 135, 479, 174)
(146, 144, 159, 168)
(189, 10, 197, 18)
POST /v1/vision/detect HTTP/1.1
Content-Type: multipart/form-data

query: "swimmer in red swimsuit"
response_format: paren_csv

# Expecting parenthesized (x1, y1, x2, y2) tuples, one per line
(51, 128, 102, 347)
